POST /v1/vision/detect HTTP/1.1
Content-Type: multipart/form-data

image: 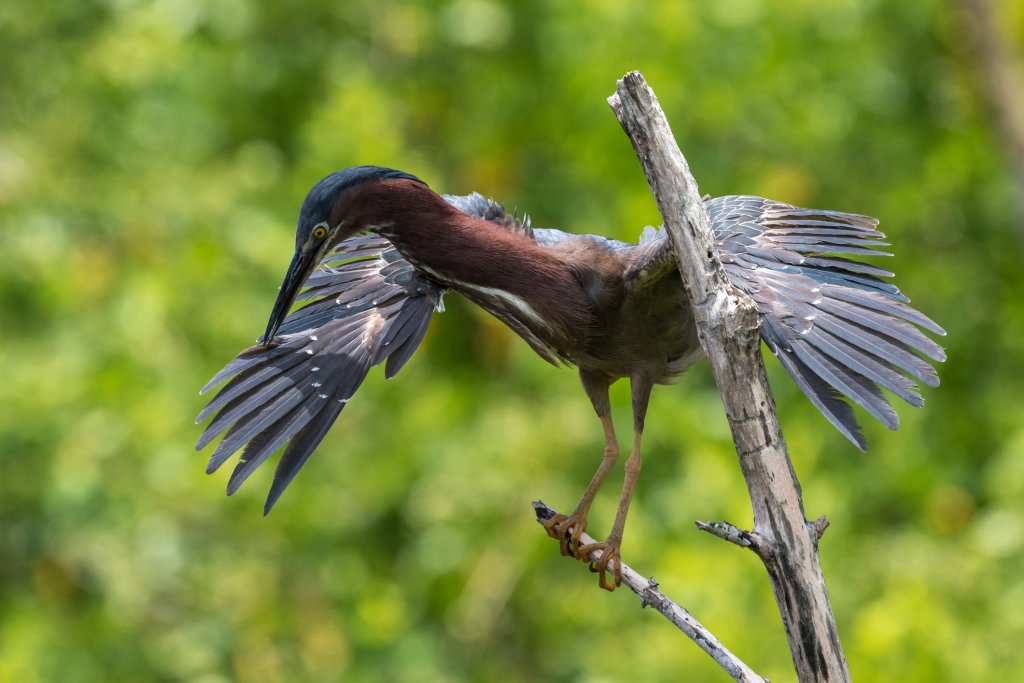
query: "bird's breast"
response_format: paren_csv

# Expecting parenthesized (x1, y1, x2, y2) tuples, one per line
(573, 273, 702, 383)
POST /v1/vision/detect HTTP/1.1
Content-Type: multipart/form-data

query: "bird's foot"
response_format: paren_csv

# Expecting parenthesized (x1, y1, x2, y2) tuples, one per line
(542, 513, 588, 558)
(577, 539, 622, 591)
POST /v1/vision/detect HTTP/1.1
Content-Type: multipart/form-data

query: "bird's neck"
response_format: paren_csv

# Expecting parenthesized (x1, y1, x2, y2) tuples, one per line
(365, 186, 596, 360)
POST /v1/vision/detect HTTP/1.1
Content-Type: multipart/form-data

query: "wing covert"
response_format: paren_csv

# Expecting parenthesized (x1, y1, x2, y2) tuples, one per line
(443, 192, 533, 237)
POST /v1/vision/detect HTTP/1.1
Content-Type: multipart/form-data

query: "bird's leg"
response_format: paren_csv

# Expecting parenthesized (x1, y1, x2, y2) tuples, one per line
(578, 374, 653, 591)
(544, 372, 619, 557)
(544, 415, 620, 557)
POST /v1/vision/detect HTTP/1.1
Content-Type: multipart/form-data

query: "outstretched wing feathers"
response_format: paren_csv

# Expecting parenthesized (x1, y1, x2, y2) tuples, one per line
(198, 358, 311, 458)
(705, 195, 945, 448)
(631, 195, 943, 448)
(197, 234, 444, 511)
(822, 286, 945, 338)
(759, 279, 924, 405)
(769, 336, 865, 448)
(382, 300, 436, 378)
(262, 399, 348, 513)
(198, 335, 307, 396)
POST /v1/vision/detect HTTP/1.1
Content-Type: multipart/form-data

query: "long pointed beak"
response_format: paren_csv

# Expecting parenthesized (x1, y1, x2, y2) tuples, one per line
(260, 249, 317, 344)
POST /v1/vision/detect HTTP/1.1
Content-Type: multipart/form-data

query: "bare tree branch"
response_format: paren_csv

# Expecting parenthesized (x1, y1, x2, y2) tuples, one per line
(608, 71, 851, 683)
(533, 501, 767, 683)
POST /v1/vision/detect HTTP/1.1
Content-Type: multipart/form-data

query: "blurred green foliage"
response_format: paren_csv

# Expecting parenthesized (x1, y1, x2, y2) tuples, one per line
(1, 0, 1023, 681)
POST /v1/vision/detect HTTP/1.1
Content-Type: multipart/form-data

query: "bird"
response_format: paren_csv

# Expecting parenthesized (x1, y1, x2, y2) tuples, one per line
(196, 165, 945, 590)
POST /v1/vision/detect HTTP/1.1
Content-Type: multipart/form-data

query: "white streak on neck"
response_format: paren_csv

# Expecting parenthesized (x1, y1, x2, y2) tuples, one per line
(459, 283, 549, 331)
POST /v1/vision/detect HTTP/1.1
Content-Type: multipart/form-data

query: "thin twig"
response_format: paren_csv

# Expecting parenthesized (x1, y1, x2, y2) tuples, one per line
(695, 520, 757, 549)
(809, 516, 830, 542)
(533, 501, 768, 683)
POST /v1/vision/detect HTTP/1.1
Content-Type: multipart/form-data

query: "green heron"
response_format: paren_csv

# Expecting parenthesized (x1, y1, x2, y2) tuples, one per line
(197, 165, 945, 590)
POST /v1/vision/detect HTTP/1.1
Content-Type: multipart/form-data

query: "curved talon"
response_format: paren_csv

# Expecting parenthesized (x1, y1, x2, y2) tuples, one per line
(543, 514, 575, 557)
(542, 513, 567, 539)
(564, 517, 588, 558)
(542, 514, 571, 556)
(578, 541, 622, 591)
(543, 513, 589, 558)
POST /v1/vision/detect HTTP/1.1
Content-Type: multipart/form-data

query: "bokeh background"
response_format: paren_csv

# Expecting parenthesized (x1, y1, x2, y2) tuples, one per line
(2, 0, 1022, 681)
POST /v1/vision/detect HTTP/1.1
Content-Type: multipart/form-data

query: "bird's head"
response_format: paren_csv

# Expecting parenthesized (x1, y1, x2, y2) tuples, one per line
(260, 165, 427, 344)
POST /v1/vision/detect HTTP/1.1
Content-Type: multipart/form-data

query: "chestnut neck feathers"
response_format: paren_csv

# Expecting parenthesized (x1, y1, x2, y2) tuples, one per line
(337, 178, 598, 361)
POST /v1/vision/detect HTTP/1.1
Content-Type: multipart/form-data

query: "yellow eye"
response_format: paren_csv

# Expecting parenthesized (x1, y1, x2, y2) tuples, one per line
(312, 225, 328, 239)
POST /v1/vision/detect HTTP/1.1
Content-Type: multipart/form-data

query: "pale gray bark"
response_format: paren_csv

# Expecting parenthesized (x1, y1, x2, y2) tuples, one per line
(608, 71, 852, 683)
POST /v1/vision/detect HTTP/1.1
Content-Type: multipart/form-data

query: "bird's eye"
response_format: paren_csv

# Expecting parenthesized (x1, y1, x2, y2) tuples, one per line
(312, 225, 328, 239)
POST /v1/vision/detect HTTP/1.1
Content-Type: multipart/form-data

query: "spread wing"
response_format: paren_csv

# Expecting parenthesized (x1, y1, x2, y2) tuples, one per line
(631, 195, 946, 450)
(196, 234, 444, 513)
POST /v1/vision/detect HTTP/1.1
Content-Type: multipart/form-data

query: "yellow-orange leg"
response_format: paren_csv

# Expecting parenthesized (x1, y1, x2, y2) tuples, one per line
(577, 430, 643, 590)
(543, 414, 619, 556)
(578, 372, 653, 591)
